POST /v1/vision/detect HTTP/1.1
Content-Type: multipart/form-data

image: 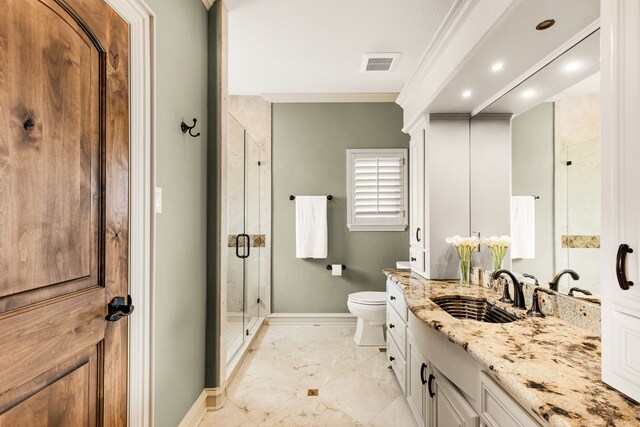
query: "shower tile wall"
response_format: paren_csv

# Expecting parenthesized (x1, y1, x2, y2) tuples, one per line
(554, 93, 601, 294)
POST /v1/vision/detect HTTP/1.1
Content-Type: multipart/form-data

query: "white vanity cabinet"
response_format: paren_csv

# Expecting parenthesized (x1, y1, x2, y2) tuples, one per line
(601, 0, 640, 402)
(409, 120, 427, 277)
(399, 306, 542, 427)
(387, 280, 408, 393)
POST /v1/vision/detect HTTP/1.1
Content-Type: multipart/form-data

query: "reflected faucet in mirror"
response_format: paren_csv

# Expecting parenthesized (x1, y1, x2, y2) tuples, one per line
(522, 273, 539, 286)
(568, 287, 592, 297)
(549, 269, 580, 291)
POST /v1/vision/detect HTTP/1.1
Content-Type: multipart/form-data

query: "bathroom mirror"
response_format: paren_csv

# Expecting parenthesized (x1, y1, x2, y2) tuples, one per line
(474, 30, 601, 301)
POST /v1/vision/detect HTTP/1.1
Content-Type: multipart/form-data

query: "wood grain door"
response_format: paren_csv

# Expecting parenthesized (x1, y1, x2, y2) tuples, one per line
(0, 0, 130, 425)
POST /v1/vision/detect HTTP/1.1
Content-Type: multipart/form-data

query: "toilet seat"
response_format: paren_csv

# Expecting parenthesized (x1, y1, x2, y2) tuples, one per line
(348, 291, 387, 306)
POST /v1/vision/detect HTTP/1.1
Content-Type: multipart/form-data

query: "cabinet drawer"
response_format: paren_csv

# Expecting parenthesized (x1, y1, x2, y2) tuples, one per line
(480, 372, 540, 427)
(410, 246, 425, 273)
(387, 334, 406, 394)
(387, 304, 407, 359)
(386, 280, 408, 321)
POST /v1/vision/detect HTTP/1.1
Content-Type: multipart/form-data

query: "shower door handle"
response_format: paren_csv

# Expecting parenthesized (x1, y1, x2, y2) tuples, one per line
(238, 234, 250, 259)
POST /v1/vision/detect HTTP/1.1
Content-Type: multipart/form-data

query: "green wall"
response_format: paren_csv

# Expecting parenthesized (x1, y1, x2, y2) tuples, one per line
(146, 0, 209, 425)
(272, 103, 409, 313)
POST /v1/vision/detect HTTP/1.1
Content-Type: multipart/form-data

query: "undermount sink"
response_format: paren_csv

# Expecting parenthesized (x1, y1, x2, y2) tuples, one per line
(431, 296, 519, 323)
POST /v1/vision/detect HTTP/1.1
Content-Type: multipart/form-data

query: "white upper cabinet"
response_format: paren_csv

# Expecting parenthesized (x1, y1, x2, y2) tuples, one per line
(601, 0, 640, 401)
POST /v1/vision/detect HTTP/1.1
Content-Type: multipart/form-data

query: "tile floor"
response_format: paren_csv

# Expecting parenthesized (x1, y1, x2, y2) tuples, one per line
(200, 324, 418, 427)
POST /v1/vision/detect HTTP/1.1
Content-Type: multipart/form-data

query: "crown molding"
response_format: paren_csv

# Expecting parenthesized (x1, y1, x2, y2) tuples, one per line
(396, 0, 477, 106)
(261, 92, 399, 103)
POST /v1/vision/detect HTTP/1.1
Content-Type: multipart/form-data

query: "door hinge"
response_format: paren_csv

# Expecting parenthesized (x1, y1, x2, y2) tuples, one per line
(257, 297, 261, 304)
(246, 329, 250, 336)
(566, 161, 572, 166)
(258, 161, 261, 166)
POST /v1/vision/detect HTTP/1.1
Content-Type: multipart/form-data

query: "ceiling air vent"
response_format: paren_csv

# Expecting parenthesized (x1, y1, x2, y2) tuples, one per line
(361, 53, 401, 73)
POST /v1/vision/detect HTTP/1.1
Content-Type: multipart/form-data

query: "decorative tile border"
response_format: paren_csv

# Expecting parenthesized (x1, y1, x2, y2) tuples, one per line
(561, 235, 600, 249)
(227, 234, 266, 248)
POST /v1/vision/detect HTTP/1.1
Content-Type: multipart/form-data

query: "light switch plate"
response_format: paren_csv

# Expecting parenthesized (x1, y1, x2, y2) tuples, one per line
(155, 187, 163, 214)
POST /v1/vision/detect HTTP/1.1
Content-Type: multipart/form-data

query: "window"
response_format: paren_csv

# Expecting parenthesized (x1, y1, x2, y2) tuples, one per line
(346, 149, 408, 231)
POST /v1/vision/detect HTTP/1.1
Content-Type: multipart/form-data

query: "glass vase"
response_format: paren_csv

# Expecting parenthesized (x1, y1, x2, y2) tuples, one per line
(492, 256, 504, 271)
(459, 257, 471, 286)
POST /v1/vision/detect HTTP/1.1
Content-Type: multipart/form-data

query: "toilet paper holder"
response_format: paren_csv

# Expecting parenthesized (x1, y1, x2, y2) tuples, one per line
(326, 264, 346, 271)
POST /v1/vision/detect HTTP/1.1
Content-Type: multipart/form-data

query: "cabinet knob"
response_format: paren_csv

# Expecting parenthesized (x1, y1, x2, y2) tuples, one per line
(389, 323, 395, 329)
(411, 257, 417, 262)
(389, 356, 395, 362)
(390, 296, 396, 301)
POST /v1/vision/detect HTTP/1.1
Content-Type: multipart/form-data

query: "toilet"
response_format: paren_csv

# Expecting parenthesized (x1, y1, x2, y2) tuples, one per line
(347, 291, 387, 346)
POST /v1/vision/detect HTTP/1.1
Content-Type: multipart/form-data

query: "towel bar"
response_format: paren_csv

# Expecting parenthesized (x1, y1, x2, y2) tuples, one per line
(290, 195, 333, 200)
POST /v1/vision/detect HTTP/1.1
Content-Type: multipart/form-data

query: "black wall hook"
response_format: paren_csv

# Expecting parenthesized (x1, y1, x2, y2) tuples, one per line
(181, 118, 200, 137)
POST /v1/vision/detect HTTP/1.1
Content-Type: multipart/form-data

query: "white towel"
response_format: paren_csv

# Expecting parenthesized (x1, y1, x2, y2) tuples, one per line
(295, 196, 328, 259)
(511, 196, 535, 259)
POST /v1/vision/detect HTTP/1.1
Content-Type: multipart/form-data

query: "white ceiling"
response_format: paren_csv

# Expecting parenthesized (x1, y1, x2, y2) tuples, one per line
(225, 0, 454, 96)
(428, 0, 600, 114)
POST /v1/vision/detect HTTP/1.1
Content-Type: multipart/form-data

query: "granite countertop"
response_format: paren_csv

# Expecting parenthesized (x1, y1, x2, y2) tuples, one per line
(383, 268, 640, 427)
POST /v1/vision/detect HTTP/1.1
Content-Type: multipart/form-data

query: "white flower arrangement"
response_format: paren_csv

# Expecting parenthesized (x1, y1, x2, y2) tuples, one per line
(482, 235, 511, 270)
(445, 235, 480, 284)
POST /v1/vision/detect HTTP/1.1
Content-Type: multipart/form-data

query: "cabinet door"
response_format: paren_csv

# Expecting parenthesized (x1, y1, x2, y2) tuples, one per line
(430, 368, 479, 427)
(410, 128, 425, 250)
(407, 333, 428, 427)
(601, 0, 640, 401)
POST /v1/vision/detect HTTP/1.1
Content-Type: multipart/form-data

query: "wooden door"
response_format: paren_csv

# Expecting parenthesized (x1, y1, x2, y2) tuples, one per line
(0, 0, 130, 425)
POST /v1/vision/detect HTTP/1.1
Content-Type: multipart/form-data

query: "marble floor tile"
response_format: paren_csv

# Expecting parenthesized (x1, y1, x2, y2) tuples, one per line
(199, 401, 256, 427)
(216, 325, 415, 427)
(367, 396, 418, 427)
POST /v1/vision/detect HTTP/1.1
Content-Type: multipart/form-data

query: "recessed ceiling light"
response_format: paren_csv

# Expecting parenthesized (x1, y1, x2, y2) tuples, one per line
(491, 62, 504, 72)
(462, 90, 472, 98)
(536, 19, 556, 31)
(564, 61, 581, 73)
(522, 89, 536, 98)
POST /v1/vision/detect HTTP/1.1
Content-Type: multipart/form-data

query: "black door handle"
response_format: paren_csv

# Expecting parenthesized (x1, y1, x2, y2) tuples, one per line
(420, 363, 428, 385)
(237, 234, 250, 259)
(106, 295, 134, 321)
(617, 244, 634, 290)
(416, 227, 421, 242)
(428, 373, 435, 398)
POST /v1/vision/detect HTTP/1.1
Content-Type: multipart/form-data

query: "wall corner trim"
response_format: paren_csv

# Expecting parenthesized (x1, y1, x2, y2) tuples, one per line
(202, 0, 215, 10)
(262, 93, 399, 103)
(177, 387, 226, 427)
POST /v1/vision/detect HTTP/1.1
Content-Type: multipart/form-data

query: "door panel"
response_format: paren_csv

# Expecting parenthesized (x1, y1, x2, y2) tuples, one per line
(0, 347, 99, 427)
(0, 0, 130, 425)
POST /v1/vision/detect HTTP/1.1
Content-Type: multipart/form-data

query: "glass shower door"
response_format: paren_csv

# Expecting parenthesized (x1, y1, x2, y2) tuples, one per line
(225, 115, 263, 364)
(244, 133, 262, 333)
(226, 116, 246, 362)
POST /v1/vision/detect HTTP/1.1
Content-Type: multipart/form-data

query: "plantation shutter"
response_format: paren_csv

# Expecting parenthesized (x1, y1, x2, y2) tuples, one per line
(347, 149, 408, 231)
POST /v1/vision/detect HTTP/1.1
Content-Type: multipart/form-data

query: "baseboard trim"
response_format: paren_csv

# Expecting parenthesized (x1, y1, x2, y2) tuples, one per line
(204, 387, 226, 411)
(267, 313, 357, 325)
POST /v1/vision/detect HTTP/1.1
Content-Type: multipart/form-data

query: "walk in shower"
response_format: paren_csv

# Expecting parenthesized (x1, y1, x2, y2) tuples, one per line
(225, 112, 268, 366)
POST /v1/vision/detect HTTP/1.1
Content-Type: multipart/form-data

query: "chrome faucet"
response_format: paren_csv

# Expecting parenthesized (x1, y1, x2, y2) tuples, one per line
(492, 269, 526, 309)
(549, 269, 580, 291)
(568, 287, 592, 297)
